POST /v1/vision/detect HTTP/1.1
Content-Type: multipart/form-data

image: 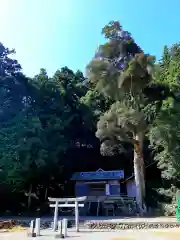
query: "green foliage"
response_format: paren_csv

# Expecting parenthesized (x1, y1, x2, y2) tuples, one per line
(1, 21, 180, 215)
(87, 21, 142, 100)
(87, 22, 158, 154)
(0, 42, 21, 76)
(96, 101, 147, 143)
(0, 47, 90, 208)
(149, 44, 180, 202)
(162, 203, 176, 216)
(149, 102, 180, 179)
(86, 21, 180, 215)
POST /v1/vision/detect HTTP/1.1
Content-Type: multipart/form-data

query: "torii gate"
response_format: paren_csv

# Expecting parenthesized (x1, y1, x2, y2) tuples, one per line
(48, 196, 86, 232)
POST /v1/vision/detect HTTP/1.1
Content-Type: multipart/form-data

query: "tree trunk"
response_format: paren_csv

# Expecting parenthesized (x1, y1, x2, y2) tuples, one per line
(138, 132, 146, 200)
(134, 133, 146, 216)
(44, 187, 48, 201)
(28, 184, 32, 211)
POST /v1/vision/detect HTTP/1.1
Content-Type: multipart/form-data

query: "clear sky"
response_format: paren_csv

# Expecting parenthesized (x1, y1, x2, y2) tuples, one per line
(0, 0, 180, 77)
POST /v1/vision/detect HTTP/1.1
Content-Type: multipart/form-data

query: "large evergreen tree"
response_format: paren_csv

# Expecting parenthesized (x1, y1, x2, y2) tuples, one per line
(87, 21, 172, 215)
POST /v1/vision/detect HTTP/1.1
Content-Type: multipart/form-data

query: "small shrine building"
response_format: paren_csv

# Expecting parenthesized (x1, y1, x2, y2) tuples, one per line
(71, 168, 136, 198)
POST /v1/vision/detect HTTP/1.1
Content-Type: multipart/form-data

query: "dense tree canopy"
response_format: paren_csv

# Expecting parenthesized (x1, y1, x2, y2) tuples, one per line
(149, 44, 180, 203)
(0, 21, 179, 216)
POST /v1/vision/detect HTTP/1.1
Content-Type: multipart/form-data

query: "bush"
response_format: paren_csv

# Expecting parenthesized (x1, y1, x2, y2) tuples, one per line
(163, 203, 176, 216)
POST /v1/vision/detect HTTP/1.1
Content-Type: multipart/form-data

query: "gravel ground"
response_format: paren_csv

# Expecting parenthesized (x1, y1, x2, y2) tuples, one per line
(0, 217, 178, 240)
(0, 216, 176, 222)
(1, 228, 180, 240)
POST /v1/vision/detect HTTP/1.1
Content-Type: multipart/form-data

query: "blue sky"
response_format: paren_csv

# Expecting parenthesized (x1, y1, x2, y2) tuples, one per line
(0, 0, 180, 77)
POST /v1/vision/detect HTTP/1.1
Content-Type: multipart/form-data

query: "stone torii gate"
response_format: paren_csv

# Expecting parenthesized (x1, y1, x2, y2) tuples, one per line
(48, 196, 86, 232)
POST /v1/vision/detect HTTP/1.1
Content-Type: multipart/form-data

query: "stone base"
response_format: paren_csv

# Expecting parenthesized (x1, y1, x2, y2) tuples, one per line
(27, 232, 36, 237)
(54, 234, 65, 238)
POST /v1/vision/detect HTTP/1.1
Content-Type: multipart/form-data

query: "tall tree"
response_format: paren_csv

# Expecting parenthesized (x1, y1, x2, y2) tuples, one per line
(0, 42, 30, 123)
(149, 44, 180, 203)
(0, 42, 21, 77)
(87, 21, 170, 214)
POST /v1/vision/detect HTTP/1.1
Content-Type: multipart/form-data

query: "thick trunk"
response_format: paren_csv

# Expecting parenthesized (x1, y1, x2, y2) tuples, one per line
(138, 132, 146, 200)
(134, 140, 143, 215)
(134, 133, 146, 216)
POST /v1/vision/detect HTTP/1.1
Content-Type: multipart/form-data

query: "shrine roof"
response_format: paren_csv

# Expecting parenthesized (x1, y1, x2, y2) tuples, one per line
(71, 168, 124, 181)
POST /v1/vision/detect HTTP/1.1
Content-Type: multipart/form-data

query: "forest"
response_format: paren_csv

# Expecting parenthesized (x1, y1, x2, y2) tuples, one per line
(0, 21, 180, 216)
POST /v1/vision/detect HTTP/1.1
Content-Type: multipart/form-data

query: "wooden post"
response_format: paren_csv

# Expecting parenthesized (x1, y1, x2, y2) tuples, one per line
(53, 200, 59, 231)
(35, 218, 40, 236)
(62, 218, 67, 237)
(97, 199, 100, 216)
(75, 200, 79, 232)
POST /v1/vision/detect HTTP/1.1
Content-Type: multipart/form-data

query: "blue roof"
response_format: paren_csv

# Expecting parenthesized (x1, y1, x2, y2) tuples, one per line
(71, 169, 124, 181)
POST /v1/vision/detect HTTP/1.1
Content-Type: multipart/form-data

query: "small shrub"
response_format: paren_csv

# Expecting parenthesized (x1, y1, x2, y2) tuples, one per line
(163, 203, 176, 216)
